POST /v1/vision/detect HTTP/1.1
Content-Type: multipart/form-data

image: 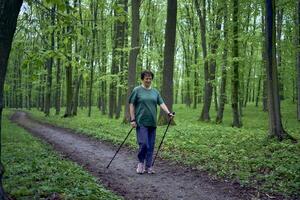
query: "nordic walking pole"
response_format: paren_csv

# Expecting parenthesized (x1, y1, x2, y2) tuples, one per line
(106, 127, 134, 169)
(152, 112, 175, 167)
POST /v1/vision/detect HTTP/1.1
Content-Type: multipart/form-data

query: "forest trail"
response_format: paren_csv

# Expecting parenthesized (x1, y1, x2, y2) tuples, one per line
(11, 111, 254, 200)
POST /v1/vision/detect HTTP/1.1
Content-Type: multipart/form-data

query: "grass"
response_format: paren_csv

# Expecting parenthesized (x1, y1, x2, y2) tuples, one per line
(2, 111, 122, 200)
(23, 101, 300, 198)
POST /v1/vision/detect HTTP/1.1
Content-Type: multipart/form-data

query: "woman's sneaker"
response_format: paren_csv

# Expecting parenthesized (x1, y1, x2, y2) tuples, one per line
(145, 167, 155, 174)
(136, 163, 144, 174)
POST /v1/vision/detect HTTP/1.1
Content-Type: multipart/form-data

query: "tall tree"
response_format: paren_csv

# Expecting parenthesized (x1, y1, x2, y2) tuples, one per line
(64, 1, 74, 117)
(158, 0, 177, 125)
(297, 0, 300, 121)
(194, 0, 210, 121)
(0, 0, 23, 198)
(216, 3, 228, 124)
(231, 0, 242, 127)
(265, 0, 294, 141)
(124, 0, 140, 123)
(109, 0, 125, 118)
(88, 0, 99, 117)
(45, 6, 55, 116)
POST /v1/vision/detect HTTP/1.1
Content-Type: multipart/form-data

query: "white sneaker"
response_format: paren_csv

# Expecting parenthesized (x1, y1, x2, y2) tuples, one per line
(136, 163, 144, 174)
(145, 167, 155, 174)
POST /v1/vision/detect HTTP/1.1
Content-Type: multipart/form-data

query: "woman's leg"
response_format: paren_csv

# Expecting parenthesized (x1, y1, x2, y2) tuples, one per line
(145, 127, 156, 169)
(136, 126, 148, 163)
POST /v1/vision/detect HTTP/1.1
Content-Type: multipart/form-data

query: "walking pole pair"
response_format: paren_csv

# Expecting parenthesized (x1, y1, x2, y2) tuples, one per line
(106, 127, 134, 169)
(152, 112, 175, 167)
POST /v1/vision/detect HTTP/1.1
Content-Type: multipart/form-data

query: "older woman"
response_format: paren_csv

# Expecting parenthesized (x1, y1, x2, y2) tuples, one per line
(129, 70, 174, 174)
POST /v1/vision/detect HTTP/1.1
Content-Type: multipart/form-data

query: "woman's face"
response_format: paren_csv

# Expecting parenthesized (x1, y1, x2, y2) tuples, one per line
(142, 75, 152, 88)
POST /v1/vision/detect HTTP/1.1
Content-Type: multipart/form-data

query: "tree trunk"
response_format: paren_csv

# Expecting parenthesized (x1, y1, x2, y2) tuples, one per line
(158, 0, 177, 125)
(45, 6, 55, 116)
(216, 6, 228, 124)
(55, 30, 61, 115)
(276, 8, 284, 100)
(231, 0, 242, 127)
(109, 0, 124, 118)
(88, 0, 98, 117)
(116, 0, 128, 119)
(124, 0, 140, 123)
(100, 7, 107, 115)
(265, 0, 294, 141)
(0, 0, 23, 198)
(194, 0, 210, 121)
(297, 0, 300, 121)
(64, 1, 73, 117)
(255, 70, 262, 107)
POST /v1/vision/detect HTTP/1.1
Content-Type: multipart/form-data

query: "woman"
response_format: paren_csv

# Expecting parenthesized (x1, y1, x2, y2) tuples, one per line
(129, 70, 174, 174)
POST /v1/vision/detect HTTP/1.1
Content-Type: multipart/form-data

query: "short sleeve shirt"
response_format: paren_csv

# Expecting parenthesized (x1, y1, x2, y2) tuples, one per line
(128, 86, 164, 127)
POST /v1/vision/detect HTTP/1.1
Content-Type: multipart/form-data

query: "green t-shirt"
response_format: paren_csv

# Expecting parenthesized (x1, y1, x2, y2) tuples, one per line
(128, 86, 164, 127)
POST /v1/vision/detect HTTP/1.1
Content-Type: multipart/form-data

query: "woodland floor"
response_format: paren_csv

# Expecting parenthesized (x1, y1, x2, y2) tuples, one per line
(10, 111, 288, 200)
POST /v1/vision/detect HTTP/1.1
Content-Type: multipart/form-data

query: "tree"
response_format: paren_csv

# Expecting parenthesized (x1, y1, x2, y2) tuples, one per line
(297, 0, 300, 121)
(158, 0, 177, 125)
(0, 1, 23, 198)
(45, 6, 55, 116)
(194, 0, 209, 121)
(216, 3, 228, 124)
(64, 1, 74, 117)
(265, 0, 295, 141)
(124, 0, 140, 123)
(88, 0, 99, 117)
(231, 0, 242, 127)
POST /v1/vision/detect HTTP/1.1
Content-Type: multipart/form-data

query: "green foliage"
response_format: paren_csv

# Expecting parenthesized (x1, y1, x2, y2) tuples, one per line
(2, 111, 122, 200)
(27, 102, 300, 198)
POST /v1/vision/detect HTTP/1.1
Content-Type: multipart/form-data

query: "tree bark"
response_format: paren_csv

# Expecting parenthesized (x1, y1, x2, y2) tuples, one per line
(297, 0, 300, 121)
(64, 1, 73, 117)
(158, 0, 177, 125)
(216, 5, 228, 124)
(265, 0, 295, 141)
(45, 6, 55, 116)
(231, 0, 242, 127)
(124, 0, 140, 123)
(194, 0, 210, 121)
(88, 0, 98, 117)
(0, 0, 23, 198)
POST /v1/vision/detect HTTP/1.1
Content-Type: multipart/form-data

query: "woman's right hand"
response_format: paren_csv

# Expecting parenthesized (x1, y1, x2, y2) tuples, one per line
(130, 121, 137, 128)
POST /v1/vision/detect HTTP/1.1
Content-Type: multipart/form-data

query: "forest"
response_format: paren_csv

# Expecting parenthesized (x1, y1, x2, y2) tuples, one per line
(0, 0, 299, 199)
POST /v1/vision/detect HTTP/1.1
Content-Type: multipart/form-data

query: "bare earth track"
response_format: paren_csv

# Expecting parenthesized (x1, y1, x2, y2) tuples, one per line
(10, 111, 285, 200)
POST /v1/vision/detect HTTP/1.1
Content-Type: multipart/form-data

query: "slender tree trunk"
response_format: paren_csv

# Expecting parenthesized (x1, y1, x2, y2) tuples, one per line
(88, 0, 98, 117)
(231, 0, 242, 127)
(109, 0, 124, 118)
(297, 0, 300, 121)
(195, 0, 210, 121)
(45, 6, 55, 116)
(0, 1, 23, 198)
(116, 0, 128, 119)
(124, 0, 140, 123)
(64, 1, 73, 117)
(277, 8, 284, 100)
(158, 0, 177, 125)
(256, 70, 262, 107)
(261, 8, 268, 112)
(55, 31, 61, 115)
(216, 6, 228, 123)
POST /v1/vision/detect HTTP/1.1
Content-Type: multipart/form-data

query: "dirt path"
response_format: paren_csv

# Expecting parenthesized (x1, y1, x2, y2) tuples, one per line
(11, 111, 258, 200)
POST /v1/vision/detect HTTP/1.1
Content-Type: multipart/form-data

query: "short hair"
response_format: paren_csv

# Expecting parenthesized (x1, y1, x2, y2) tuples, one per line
(141, 70, 154, 80)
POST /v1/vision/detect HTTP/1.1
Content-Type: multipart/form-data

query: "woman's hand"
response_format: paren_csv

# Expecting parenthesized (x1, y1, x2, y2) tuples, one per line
(130, 120, 137, 128)
(168, 112, 175, 119)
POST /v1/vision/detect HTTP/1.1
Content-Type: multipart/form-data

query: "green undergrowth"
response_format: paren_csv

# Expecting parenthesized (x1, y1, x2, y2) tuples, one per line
(2, 111, 122, 200)
(24, 102, 300, 198)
